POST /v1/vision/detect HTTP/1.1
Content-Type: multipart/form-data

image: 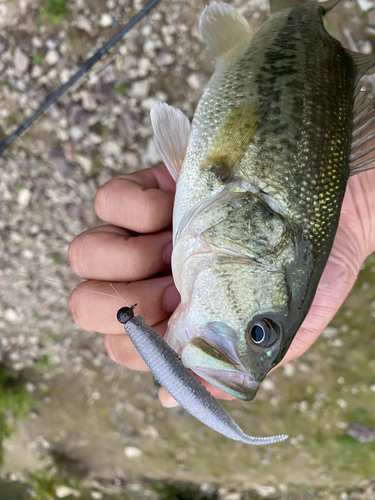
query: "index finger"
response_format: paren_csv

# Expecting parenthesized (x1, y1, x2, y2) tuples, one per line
(94, 164, 176, 233)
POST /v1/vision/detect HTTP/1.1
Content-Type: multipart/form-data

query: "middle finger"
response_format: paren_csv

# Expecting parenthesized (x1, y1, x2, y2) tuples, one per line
(69, 225, 173, 281)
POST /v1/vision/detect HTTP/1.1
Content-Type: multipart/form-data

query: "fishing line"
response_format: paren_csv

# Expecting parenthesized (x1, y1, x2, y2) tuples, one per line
(15, 270, 130, 306)
(0, 0, 163, 156)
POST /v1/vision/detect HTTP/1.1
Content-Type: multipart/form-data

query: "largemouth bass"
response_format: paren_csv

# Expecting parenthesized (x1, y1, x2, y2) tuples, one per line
(149, 0, 375, 402)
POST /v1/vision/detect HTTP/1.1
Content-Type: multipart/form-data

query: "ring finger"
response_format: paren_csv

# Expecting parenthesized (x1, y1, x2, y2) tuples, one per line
(69, 275, 179, 335)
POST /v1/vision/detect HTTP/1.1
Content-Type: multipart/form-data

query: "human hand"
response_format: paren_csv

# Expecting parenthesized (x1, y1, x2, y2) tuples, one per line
(68, 164, 375, 407)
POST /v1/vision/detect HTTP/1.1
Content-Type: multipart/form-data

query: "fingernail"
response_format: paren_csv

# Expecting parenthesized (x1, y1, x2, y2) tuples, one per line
(162, 241, 173, 265)
(163, 284, 180, 313)
(162, 397, 180, 408)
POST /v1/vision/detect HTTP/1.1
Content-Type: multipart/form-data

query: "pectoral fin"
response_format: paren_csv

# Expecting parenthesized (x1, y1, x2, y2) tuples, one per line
(150, 102, 191, 181)
(199, 2, 252, 64)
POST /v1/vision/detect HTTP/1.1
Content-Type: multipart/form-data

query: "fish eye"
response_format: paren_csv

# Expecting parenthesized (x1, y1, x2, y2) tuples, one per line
(248, 319, 279, 347)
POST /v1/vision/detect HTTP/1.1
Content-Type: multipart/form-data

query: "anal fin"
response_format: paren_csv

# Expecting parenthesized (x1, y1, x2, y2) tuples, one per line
(150, 102, 191, 182)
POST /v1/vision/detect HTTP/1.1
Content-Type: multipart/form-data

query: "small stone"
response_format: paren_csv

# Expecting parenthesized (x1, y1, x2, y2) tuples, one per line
(141, 97, 157, 111)
(70, 126, 84, 141)
(370, 384, 375, 392)
(283, 363, 295, 377)
(100, 13, 113, 28)
(46, 39, 57, 50)
(347, 423, 375, 443)
(123, 151, 140, 171)
(129, 80, 150, 99)
(124, 446, 142, 458)
(337, 398, 347, 409)
(18, 188, 31, 207)
(45, 50, 59, 66)
(5, 309, 19, 323)
(55, 485, 80, 498)
(102, 64, 116, 83)
(87, 132, 102, 145)
(143, 39, 156, 54)
(91, 492, 103, 500)
(361, 40, 372, 54)
(322, 326, 338, 338)
(31, 65, 43, 79)
(101, 141, 122, 158)
(154, 50, 174, 66)
(77, 155, 92, 174)
(358, 0, 374, 10)
(262, 379, 275, 391)
(60, 69, 71, 84)
(331, 338, 343, 347)
(298, 362, 310, 372)
(81, 90, 97, 111)
(14, 48, 29, 74)
(75, 15, 95, 36)
(299, 400, 308, 413)
(31, 36, 42, 48)
(156, 90, 168, 102)
(186, 72, 201, 90)
(336, 421, 348, 429)
(146, 139, 162, 165)
(224, 493, 241, 500)
(252, 484, 277, 498)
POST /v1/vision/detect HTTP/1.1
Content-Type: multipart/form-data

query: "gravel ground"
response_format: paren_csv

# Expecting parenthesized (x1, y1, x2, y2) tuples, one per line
(1, 0, 375, 498)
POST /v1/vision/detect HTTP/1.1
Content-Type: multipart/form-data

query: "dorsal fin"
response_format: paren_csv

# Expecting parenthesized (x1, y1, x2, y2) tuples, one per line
(350, 90, 375, 175)
(199, 2, 252, 64)
(150, 102, 191, 182)
(319, 0, 343, 14)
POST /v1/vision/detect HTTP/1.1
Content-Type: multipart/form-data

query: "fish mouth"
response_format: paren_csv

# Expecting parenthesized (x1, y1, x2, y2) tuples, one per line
(181, 335, 260, 401)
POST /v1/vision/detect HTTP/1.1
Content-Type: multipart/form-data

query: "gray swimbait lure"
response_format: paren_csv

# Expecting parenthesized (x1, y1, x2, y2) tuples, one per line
(117, 306, 288, 445)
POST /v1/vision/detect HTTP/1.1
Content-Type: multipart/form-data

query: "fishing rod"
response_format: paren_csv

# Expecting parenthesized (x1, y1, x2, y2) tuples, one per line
(0, 0, 163, 156)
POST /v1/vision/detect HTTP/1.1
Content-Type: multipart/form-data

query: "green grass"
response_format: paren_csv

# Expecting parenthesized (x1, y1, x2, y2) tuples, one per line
(92, 156, 102, 174)
(35, 355, 53, 370)
(101, 124, 111, 136)
(39, 0, 70, 25)
(6, 114, 17, 127)
(33, 52, 44, 65)
(115, 83, 127, 95)
(0, 366, 33, 466)
(49, 251, 64, 265)
(28, 466, 78, 500)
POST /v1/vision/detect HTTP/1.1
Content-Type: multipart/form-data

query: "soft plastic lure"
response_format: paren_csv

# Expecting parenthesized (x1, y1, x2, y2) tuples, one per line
(117, 306, 288, 445)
